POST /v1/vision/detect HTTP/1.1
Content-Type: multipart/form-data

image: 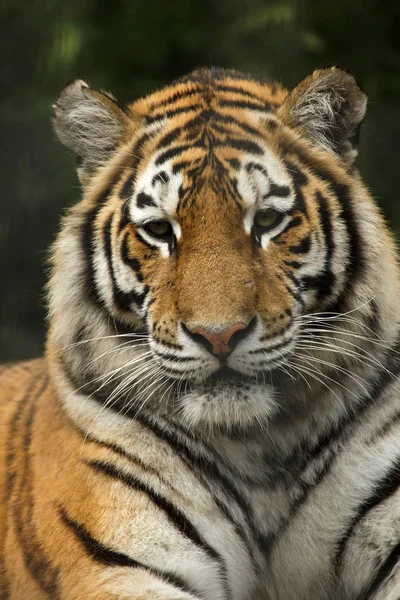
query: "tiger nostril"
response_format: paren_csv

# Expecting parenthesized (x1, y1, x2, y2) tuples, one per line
(183, 317, 257, 357)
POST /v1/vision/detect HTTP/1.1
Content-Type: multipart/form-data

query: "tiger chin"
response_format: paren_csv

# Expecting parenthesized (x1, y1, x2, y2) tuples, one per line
(2, 66, 400, 600)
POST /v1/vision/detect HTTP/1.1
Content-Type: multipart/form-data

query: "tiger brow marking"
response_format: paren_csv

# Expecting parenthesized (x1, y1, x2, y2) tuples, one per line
(152, 171, 170, 186)
(86, 459, 231, 597)
(264, 183, 291, 199)
(59, 507, 197, 597)
(136, 192, 157, 208)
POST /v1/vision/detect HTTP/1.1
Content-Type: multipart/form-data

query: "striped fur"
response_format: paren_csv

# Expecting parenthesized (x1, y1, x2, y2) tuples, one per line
(1, 67, 400, 599)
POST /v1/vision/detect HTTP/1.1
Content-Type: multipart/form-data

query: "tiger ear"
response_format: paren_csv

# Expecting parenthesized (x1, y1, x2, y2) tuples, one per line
(52, 80, 132, 186)
(279, 67, 367, 164)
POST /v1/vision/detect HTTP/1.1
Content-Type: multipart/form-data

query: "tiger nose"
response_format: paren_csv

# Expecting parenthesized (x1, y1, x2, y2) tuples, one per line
(189, 322, 249, 356)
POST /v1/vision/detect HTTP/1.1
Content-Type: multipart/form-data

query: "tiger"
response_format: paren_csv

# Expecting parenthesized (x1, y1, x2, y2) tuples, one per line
(1, 64, 400, 600)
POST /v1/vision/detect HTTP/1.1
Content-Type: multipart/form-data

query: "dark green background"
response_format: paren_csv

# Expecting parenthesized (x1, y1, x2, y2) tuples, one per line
(2, 0, 400, 361)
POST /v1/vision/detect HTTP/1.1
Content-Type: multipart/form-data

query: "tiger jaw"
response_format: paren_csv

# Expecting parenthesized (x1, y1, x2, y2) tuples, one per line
(172, 375, 280, 431)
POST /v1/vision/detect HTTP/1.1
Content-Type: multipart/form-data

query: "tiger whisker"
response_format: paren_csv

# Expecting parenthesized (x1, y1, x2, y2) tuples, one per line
(295, 335, 396, 378)
(293, 350, 371, 397)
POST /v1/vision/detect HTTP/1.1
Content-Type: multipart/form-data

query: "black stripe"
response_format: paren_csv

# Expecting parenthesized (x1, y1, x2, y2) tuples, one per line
(132, 413, 259, 557)
(1, 374, 43, 600)
(77, 429, 166, 482)
(149, 87, 201, 111)
(284, 160, 308, 215)
(208, 110, 261, 137)
(282, 281, 304, 309)
(360, 540, 400, 600)
(313, 190, 336, 301)
(146, 104, 202, 124)
(12, 377, 59, 598)
(250, 339, 291, 352)
(59, 508, 196, 597)
(119, 131, 156, 203)
(172, 160, 194, 174)
(103, 216, 147, 311)
(264, 183, 291, 199)
(367, 408, 400, 446)
(285, 149, 363, 313)
(152, 171, 170, 186)
(156, 127, 183, 150)
(154, 350, 197, 362)
(268, 334, 400, 486)
(227, 157, 241, 170)
(283, 260, 302, 269)
(301, 273, 336, 299)
(215, 84, 266, 100)
(119, 173, 134, 200)
(81, 169, 126, 308)
(289, 236, 310, 254)
(217, 99, 272, 112)
(278, 215, 303, 236)
(81, 204, 107, 309)
(136, 192, 157, 208)
(86, 459, 229, 594)
(120, 233, 144, 282)
(155, 144, 195, 166)
(245, 162, 267, 175)
(155, 338, 183, 350)
(135, 230, 157, 251)
(216, 137, 264, 156)
(335, 455, 400, 572)
(328, 181, 363, 299)
(269, 334, 400, 552)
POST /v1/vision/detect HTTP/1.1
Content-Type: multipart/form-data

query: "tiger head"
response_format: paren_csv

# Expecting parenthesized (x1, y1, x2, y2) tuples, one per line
(49, 67, 397, 432)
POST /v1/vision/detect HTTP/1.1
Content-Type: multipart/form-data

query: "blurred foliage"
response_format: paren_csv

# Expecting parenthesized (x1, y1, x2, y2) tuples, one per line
(1, 0, 400, 360)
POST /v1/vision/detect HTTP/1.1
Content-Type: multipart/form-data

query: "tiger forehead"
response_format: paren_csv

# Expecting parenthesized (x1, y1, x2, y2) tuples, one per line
(129, 146, 293, 220)
(128, 114, 293, 220)
(131, 69, 289, 119)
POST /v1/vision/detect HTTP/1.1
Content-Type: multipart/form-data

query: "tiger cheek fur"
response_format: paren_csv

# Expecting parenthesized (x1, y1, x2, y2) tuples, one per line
(1, 67, 400, 600)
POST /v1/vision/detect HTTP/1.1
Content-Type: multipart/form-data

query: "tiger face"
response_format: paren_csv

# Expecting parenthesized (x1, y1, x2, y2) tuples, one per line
(51, 67, 367, 430)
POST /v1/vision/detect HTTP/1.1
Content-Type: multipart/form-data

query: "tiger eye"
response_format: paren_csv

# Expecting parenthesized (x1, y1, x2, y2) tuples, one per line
(254, 209, 281, 230)
(145, 221, 173, 238)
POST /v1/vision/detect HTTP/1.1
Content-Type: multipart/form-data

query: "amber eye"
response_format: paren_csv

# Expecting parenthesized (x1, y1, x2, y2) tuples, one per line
(144, 220, 173, 240)
(254, 209, 282, 231)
